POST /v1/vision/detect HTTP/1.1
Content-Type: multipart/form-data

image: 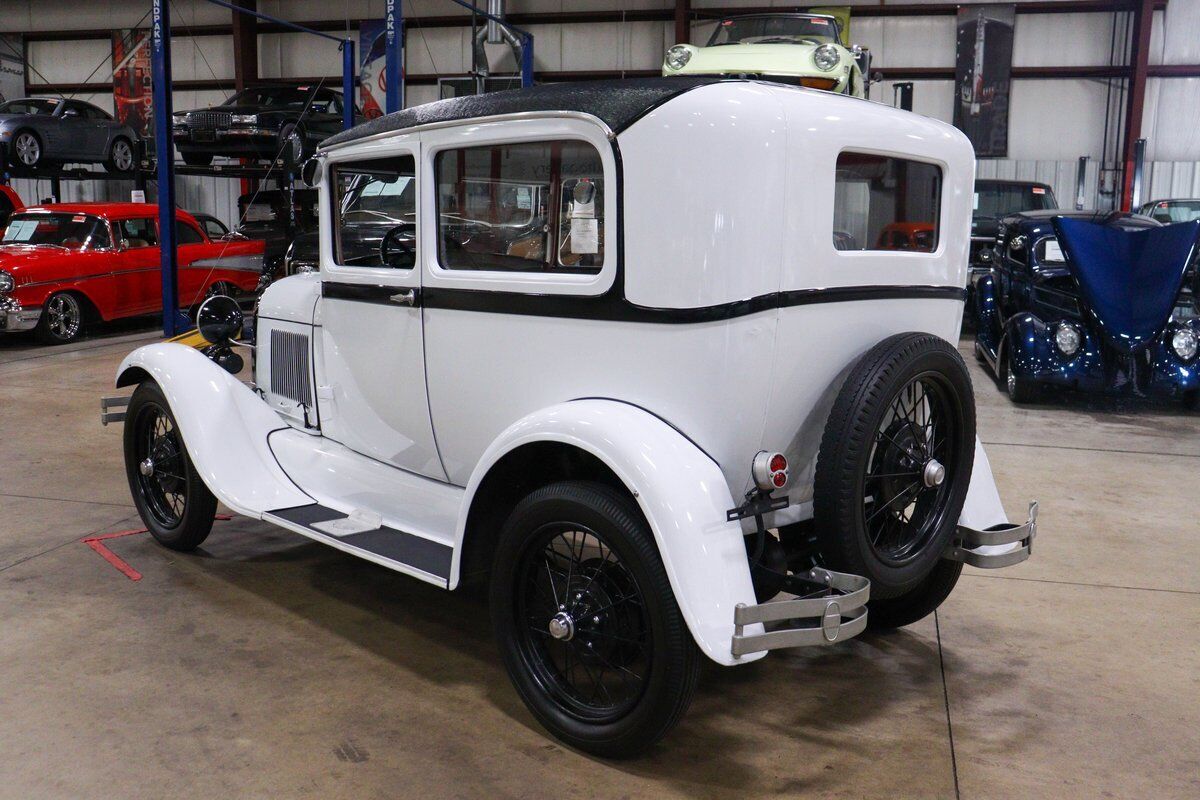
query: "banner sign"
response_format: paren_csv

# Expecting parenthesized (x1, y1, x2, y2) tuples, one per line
(112, 29, 153, 139)
(954, 4, 1015, 157)
(359, 20, 387, 120)
(0, 35, 25, 104)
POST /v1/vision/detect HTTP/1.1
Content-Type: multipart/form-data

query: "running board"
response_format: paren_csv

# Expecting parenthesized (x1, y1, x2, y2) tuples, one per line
(946, 501, 1038, 569)
(263, 503, 453, 587)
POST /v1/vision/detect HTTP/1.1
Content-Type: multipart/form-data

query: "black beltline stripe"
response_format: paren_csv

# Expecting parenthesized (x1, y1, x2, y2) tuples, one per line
(322, 281, 965, 324)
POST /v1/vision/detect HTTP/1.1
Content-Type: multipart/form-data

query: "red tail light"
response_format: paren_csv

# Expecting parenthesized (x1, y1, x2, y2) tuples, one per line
(752, 450, 789, 492)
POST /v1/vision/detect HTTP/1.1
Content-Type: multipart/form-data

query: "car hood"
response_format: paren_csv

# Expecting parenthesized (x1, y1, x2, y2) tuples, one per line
(180, 104, 303, 116)
(675, 42, 841, 76)
(0, 245, 83, 283)
(1052, 217, 1200, 353)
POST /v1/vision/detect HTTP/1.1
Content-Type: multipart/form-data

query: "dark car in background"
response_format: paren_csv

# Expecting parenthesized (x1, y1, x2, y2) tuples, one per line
(973, 210, 1199, 408)
(171, 84, 361, 166)
(233, 188, 319, 278)
(0, 98, 138, 173)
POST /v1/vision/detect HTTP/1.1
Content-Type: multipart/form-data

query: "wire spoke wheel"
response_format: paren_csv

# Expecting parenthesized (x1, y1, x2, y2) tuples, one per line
(515, 523, 650, 722)
(132, 401, 189, 529)
(862, 373, 959, 565)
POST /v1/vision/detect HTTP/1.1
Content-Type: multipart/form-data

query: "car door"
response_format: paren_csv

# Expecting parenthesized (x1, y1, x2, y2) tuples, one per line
(80, 104, 113, 158)
(112, 216, 162, 313)
(314, 142, 445, 480)
(57, 101, 90, 157)
(170, 218, 212, 305)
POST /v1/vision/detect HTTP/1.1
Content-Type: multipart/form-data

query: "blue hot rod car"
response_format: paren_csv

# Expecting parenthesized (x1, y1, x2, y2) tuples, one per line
(973, 210, 1200, 408)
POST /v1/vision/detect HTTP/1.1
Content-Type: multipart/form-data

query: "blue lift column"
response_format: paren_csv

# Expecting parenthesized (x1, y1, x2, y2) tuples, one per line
(151, 0, 187, 337)
(342, 39, 356, 130)
(386, 0, 403, 113)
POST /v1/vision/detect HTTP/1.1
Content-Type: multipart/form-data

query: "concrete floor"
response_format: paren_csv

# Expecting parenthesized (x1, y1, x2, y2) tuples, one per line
(1, 323, 1197, 800)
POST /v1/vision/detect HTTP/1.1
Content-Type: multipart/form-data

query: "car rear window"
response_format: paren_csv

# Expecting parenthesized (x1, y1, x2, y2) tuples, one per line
(833, 152, 942, 253)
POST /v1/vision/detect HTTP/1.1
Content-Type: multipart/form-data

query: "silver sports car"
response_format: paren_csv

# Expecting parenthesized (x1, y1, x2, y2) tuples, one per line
(0, 97, 139, 173)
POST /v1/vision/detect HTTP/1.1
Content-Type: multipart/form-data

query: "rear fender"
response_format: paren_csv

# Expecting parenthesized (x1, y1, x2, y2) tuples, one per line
(959, 438, 1009, 530)
(458, 400, 763, 666)
(116, 343, 312, 516)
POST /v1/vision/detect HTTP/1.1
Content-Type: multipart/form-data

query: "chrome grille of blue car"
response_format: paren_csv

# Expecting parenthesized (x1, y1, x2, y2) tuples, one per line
(269, 330, 312, 407)
(185, 111, 232, 130)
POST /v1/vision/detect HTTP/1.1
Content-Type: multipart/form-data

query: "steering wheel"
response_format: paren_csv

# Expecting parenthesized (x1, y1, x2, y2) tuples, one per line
(379, 223, 416, 267)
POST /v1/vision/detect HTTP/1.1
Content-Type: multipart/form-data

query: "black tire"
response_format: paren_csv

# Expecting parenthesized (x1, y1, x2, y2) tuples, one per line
(490, 481, 700, 758)
(105, 137, 135, 173)
(867, 558, 963, 629)
(182, 152, 213, 167)
(12, 129, 43, 170)
(123, 381, 217, 552)
(814, 333, 975, 600)
(278, 122, 308, 166)
(1003, 347, 1039, 404)
(35, 291, 85, 344)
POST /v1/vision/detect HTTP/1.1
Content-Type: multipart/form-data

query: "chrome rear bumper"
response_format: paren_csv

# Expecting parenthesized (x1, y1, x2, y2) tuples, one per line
(945, 501, 1038, 569)
(731, 567, 870, 658)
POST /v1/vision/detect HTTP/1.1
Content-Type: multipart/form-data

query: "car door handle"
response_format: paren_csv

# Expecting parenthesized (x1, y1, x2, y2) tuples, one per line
(389, 289, 417, 306)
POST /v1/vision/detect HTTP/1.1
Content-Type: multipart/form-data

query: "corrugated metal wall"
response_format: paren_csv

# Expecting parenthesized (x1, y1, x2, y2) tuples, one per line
(8, 174, 242, 227)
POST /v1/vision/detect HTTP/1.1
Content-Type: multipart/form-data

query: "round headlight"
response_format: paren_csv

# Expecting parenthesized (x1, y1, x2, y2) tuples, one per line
(664, 45, 692, 71)
(197, 294, 244, 346)
(1054, 322, 1082, 357)
(0, 271, 13, 293)
(813, 43, 841, 72)
(1171, 326, 1198, 361)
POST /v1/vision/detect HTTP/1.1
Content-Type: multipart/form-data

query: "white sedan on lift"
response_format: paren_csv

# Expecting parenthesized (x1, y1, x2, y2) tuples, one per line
(108, 76, 1036, 758)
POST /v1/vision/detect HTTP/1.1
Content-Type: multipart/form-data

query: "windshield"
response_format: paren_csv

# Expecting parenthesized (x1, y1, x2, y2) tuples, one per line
(0, 99, 58, 116)
(1144, 201, 1200, 224)
(707, 15, 839, 46)
(974, 184, 1057, 219)
(2, 213, 109, 249)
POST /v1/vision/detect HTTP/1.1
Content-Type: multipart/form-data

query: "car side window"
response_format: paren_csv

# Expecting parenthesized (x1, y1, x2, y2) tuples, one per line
(203, 219, 228, 239)
(332, 155, 417, 268)
(832, 152, 942, 253)
(435, 139, 605, 274)
(174, 221, 205, 245)
(83, 104, 111, 121)
(116, 218, 158, 248)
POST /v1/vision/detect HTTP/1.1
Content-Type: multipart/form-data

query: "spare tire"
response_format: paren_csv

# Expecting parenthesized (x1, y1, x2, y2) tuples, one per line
(813, 332, 975, 599)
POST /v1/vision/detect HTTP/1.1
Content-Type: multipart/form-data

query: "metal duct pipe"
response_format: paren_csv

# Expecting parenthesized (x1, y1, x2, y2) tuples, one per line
(487, 0, 504, 44)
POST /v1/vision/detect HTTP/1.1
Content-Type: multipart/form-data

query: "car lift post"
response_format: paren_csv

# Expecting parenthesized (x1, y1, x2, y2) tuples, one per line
(386, 0, 403, 113)
(150, 0, 359, 336)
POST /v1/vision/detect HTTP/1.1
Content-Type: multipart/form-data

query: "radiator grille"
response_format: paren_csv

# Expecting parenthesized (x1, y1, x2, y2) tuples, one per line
(186, 111, 232, 129)
(269, 330, 312, 406)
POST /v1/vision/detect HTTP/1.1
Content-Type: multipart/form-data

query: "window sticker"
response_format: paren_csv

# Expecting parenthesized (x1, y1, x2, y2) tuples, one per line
(1042, 239, 1065, 262)
(973, 192, 980, 210)
(4, 220, 38, 241)
(1032, 186, 1046, 195)
(570, 218, 599, 254)
(516, 186, 531, 210)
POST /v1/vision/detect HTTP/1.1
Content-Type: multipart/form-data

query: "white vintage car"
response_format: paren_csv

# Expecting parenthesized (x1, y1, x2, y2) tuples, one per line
(663, 13, 869, 98)
(108, 77, 1036, 757)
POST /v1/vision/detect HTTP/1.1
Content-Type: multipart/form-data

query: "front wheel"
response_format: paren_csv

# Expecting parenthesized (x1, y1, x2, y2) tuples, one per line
(123, 381, 217, 551)
(35, 291, 84, 344)
(278, 123, 308, 165)
(12, 130, 43, 169)
(490, 481, 700, 758)
(1003, 348, 1040, 404)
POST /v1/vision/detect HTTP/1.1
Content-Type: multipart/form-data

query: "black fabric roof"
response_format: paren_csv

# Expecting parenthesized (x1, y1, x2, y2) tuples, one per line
(321, 76, 726, 148)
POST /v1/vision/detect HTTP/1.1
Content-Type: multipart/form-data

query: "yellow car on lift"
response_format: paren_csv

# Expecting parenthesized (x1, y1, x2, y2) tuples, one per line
(662, 13, 870, 98)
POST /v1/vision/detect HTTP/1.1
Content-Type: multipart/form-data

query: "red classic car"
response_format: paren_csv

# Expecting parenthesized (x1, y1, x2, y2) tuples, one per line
(0, 203, 264, 344)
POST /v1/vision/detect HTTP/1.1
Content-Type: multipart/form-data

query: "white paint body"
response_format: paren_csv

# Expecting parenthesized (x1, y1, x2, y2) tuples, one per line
(118, 82, 1016, 666)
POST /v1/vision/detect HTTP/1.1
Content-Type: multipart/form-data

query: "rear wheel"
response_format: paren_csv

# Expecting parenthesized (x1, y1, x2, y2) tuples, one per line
(35, 291, 84, 344)
(867, 558, 963, 629)
(490, 481, 699, 758)
(814, 333, 975, 599)
(278, 122, 308, 165)
(123, 381, 217, 551)
(106, 137, 135, 173)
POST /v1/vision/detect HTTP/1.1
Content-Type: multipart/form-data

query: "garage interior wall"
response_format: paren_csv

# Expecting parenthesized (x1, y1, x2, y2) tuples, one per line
(1, 0, 1196, 220)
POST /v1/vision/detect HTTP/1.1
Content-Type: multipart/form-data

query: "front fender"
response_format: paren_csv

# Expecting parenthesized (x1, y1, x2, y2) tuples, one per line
(458, 400, 763, 666)
(117, 343, 312, 517)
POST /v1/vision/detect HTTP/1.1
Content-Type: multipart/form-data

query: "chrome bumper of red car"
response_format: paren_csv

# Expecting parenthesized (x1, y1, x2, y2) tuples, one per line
(0, 298, 39, 332)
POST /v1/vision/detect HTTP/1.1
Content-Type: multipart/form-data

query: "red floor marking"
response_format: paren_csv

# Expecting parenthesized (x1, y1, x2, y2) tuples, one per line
(82, 516, 232, 582)
(82, 528, 148, 582)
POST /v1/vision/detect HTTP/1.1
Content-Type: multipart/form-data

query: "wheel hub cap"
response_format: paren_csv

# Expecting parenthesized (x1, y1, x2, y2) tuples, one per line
(548, 611, 575, 641)
(138, 457, 155, 477)
(923, 459, 946, 488)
